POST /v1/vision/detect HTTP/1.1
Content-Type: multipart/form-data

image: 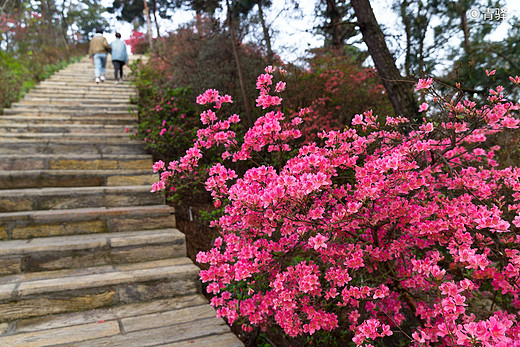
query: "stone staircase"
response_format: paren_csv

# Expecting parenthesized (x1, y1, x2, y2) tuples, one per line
(0, 56, 242, 346)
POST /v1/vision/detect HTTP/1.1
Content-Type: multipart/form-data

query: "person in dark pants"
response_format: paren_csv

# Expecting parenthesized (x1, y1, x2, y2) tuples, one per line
(110, 32, 128, 84)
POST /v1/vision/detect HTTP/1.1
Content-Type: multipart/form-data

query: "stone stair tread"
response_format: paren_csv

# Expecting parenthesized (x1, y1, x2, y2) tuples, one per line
(5, 295, 207, 334)
(0, 169, 151, 174)
(0, 115, 136, 122)
(0, 122, 131, 129)
(70, 317, 234, 347)
(0, 259, 190, 288)
(0, 297, 241, 347)
(0, 228, 184, 256)
(0, 153, 150, 159)
(0, 204, 174, 223)
(2, 109, 134, 116)
(21, 91, 135, 96)
(0, 169, 151, 178)
(0, 169, 155, 189)
(0, 139, 140, 146)
(0, 132, 129, 138)
(0, 185, 152, 196)
(18, 99, 131, 104)
(0, 257, 196, 291)
(0, 185, 162, 212)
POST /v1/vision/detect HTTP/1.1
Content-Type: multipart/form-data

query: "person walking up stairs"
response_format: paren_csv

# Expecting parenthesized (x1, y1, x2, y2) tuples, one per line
(0, 55, 243, 346)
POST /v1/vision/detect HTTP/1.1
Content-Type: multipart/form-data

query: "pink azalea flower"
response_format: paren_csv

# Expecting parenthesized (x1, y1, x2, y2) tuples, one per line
(418, 102, 429, 112)
(308, 233, 329, 251)
(415, 77, 433, 90)
(152, 160, 165, 173)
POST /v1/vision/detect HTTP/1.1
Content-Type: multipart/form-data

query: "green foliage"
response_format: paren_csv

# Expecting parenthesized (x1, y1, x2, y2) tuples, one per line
(150, 17, 268, 124)
(0, 47, 84, 112)
(131, 60, 200, 160)
(283, 48, 393, 141)
(68, 0, 109, 42)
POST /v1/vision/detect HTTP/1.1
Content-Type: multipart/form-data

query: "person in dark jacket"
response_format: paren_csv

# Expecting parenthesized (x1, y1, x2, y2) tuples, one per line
(110, 33, 129, 84)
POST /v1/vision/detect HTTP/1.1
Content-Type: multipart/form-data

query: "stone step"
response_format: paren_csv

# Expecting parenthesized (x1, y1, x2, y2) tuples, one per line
(0, 295, 242, 346)
(2, 108, 133, 116)
(33, 84, 136, 92)
(0, 123, 131, 134)
(15, 100, 131, 107)
(0, 205, 176, 240)
(0, 185, 161, 212)
(0, 132, 131, 142)
(0, 229, 186, 274)
(0, 141, 147, 155)
(8, 104, 135, 112)
(18, 92, 135, 101)
(18, 97, 131, 104)
(38, 75, 134, 82)
(24, 88, 134, 95)
(0, 154, 151, 171)
(0, 169, 155, 189)
(0, 114, 137, 125)
(0, 258, 200, 323)
(40, 79, 134, 85)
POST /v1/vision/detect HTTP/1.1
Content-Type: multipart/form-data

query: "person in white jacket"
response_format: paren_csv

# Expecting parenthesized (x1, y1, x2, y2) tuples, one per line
(110, 33, 129, 84)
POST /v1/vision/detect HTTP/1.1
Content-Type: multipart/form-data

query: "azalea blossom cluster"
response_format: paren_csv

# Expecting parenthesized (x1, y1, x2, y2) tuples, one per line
(152, 67, 520, 345)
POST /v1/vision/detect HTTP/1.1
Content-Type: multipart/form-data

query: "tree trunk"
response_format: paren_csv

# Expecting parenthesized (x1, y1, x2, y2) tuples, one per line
(460, 9, 473, 65)
(226, 0, 253, 127)
(326, 0, 344, 49)
(152, 0, 161, 39)
(143, 0, 153, 49)
(351, 0, 418, 120)
(400, 0, 412, 77)
(257, 0, 273, 64)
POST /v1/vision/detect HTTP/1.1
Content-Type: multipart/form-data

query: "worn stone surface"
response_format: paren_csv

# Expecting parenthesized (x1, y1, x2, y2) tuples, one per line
(25, 250, 111, 271)
(39, 195, 103, 210)
(121, 305, 216, 332)
(66, 317, 231, 347)
(0, 160, 45, 170)
(116, 277, 200, 304)
(0, 322, 8, 335)
(12, 221, 106, 239)
(0, 198, 33, 213)
(0, 291, 116, 322)
(0, 227, 6, 240)
(120, 159, 153, 169)
(110, 244, 182, 263)
(0, 257, 22, 275)
(14, 295, 208, 333)
(0, 320, 120, 346)
(103, 193, 161, 207)
(109, 215, 175, 231)
(16, 263, 198, 297)
(114, 257, 193, 271)
(49, 159, 118, 170)
(109, 229, 183, 247)
(163, 333, 244, 347)
(107, 174, 155, 186)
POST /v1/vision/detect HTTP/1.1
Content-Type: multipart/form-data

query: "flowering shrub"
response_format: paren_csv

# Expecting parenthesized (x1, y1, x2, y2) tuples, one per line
(132, 86, 199, 160)
(125, 30, 148, 54)
(152, 67, 520, 345)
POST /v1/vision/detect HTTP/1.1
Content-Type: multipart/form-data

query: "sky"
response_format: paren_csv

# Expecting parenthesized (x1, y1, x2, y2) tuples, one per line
(101, 0, 520, 65)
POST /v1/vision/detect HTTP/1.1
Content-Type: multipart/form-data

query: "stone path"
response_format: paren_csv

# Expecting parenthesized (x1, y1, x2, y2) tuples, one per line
(0, 56, 242, 346)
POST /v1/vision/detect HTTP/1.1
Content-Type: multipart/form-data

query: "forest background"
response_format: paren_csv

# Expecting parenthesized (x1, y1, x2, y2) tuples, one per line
(1, 0, 520, 345)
